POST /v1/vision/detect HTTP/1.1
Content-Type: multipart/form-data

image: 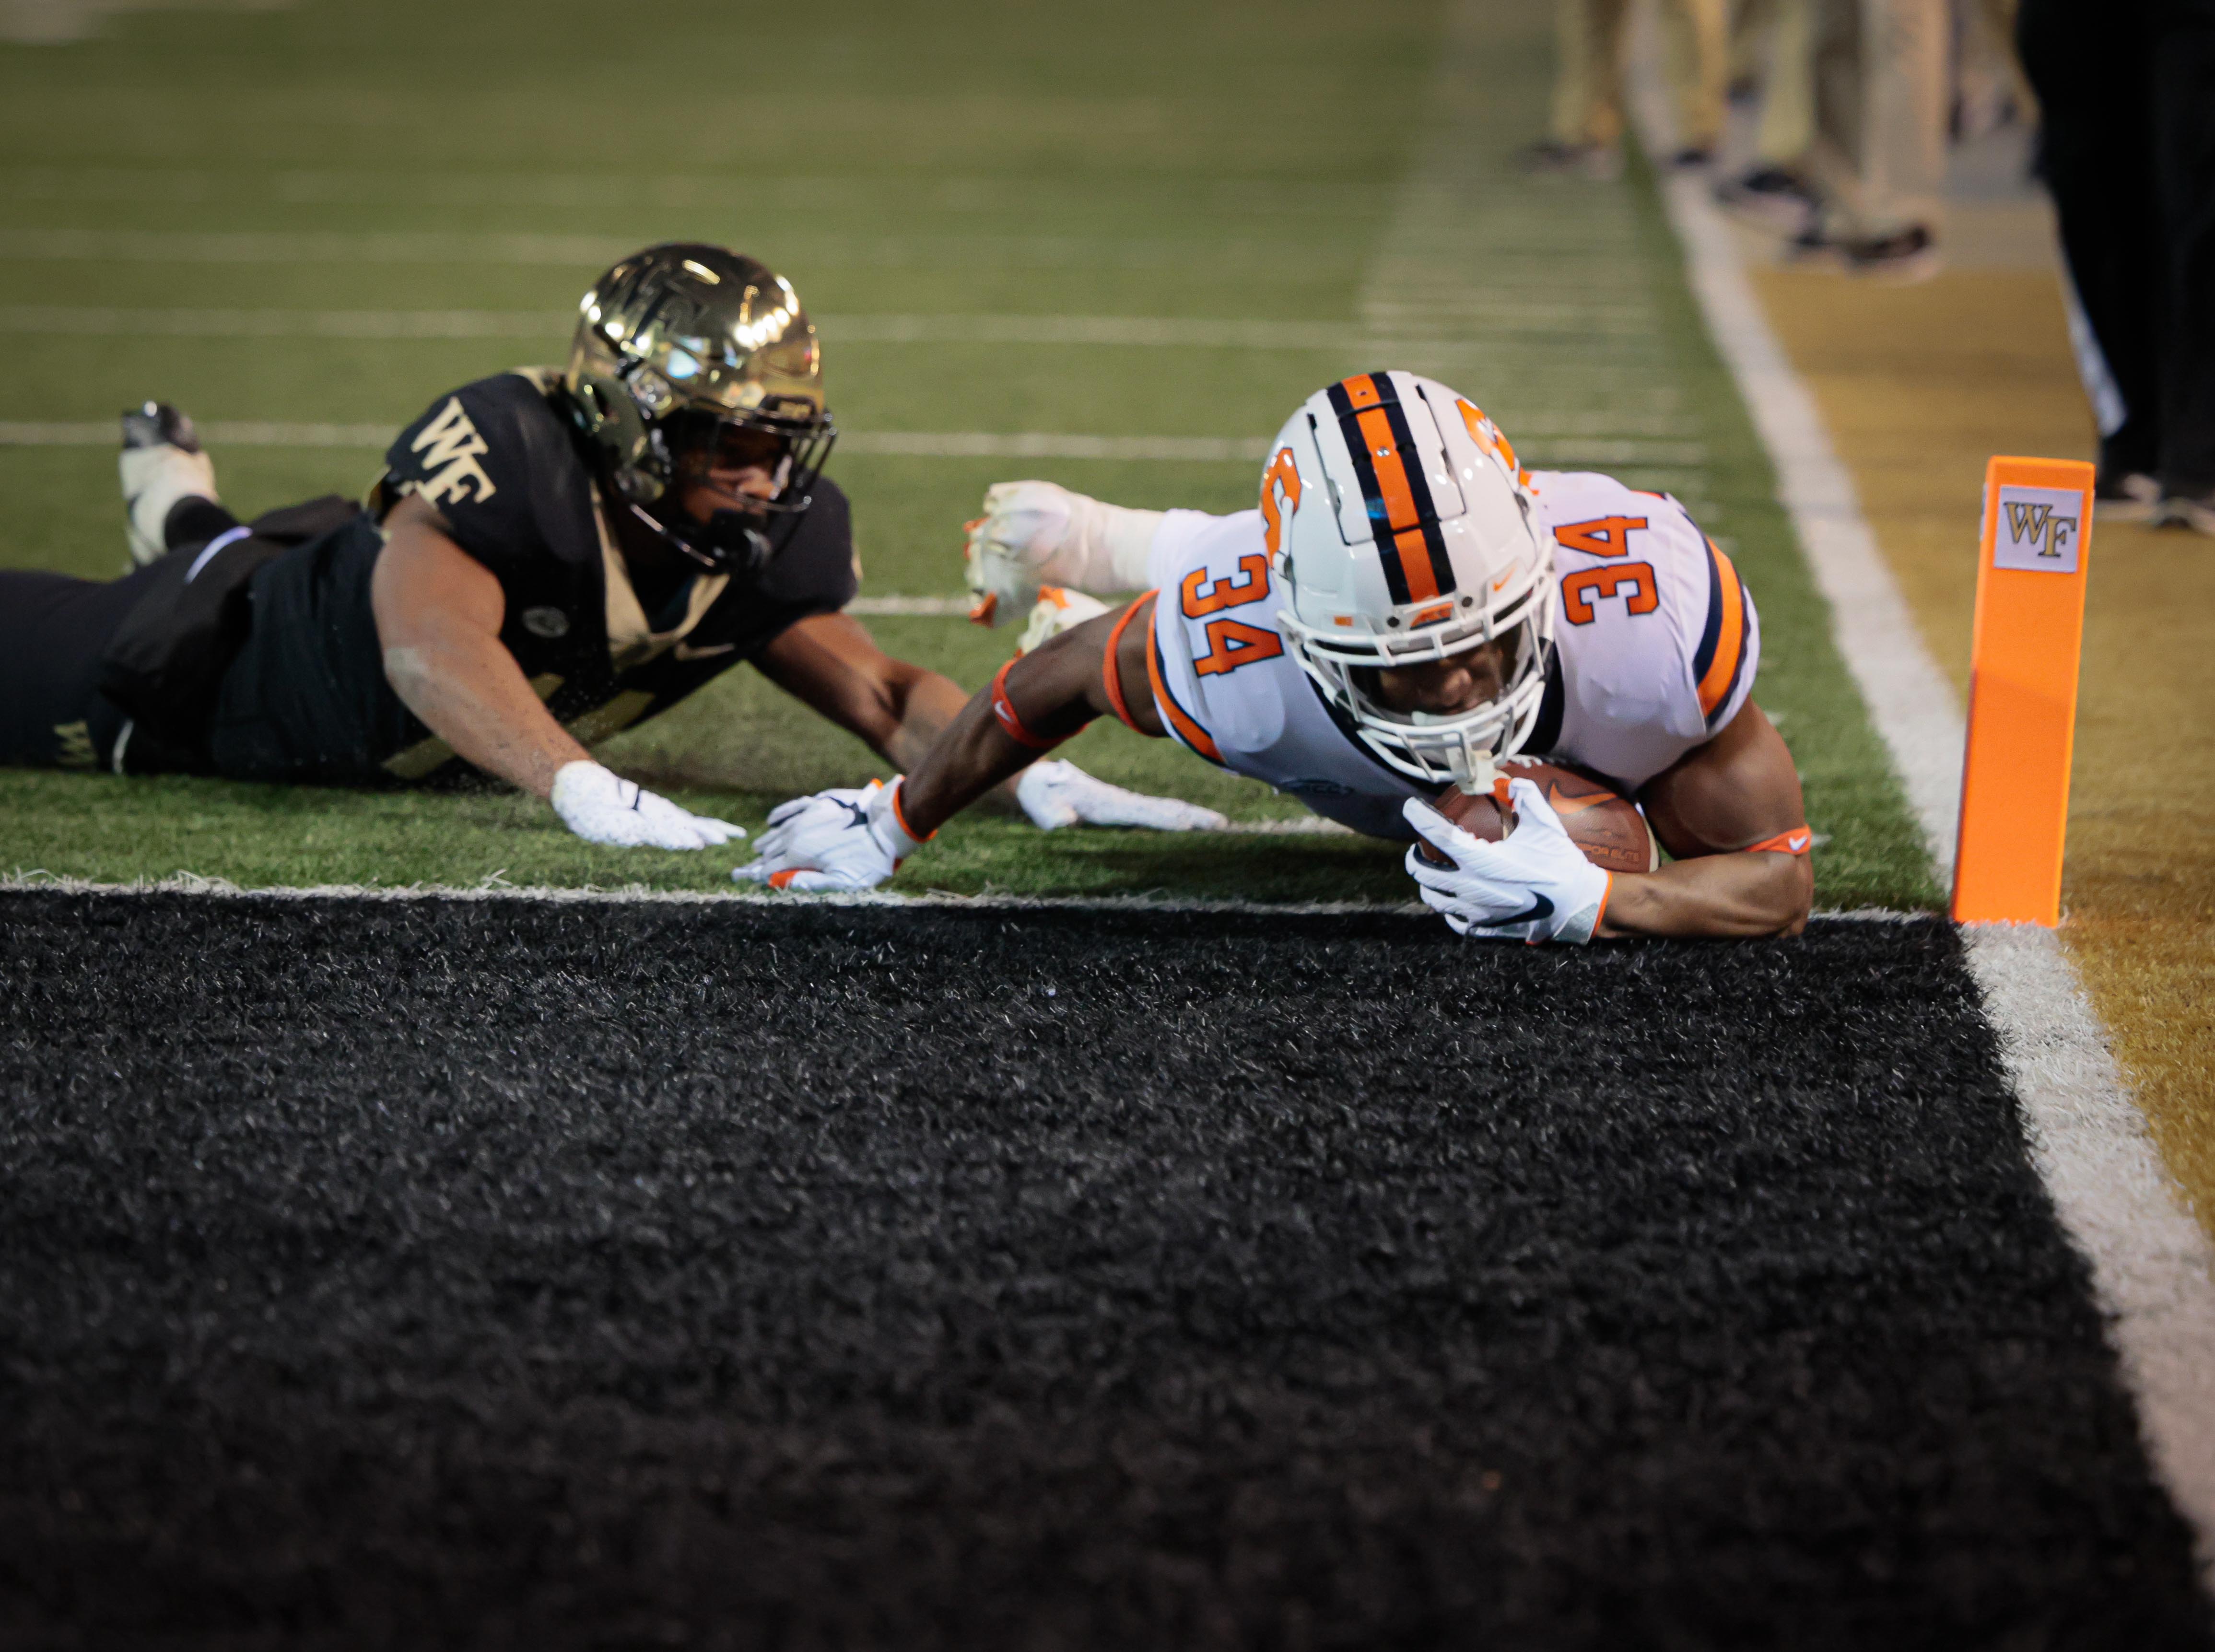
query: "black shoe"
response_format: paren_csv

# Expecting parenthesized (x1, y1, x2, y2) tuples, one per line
(1715, 166, 1820, 232)
(1842, 223, 1941, 283)
(1517, 139, 1622, 181)
(1672, 145, 1715, 169)
(120, 399, 202, 455)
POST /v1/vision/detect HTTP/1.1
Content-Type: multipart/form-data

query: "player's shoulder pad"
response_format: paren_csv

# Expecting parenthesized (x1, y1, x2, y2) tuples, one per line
(382, 370, 598, 568)
(1145, 507, 1265, 594)
(1538, 470, 1758, 731)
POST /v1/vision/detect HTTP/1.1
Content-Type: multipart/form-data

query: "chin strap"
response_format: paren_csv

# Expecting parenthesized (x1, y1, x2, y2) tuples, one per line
(622, 500, 771, 574)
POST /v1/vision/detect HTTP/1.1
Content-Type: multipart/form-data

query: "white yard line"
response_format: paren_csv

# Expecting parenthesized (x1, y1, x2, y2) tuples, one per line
(0, 226, 1351, 272)
(844, 595, 974, 617)
(0, 304, 1662, 348)
(1629, 62, 2215, 1583)
(0, 419, 1702, 469)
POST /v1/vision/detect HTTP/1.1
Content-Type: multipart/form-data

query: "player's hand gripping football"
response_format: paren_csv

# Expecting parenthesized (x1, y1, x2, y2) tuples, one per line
(963, 480, 1163, 626)
(733, 778, 921, 892)
(1402, 777, 1612, 944)
(550, 760, 747, 851)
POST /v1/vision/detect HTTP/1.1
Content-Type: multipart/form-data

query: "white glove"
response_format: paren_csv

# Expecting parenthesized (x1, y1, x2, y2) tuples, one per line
(964, 480, 1164, 626)
(1401, 777, 1612, 944)
(1016, 586, 1113, 655)
(549, 760, 746, 850)
(1015, 758, 1230, 832)
(733, 778, 923, 892)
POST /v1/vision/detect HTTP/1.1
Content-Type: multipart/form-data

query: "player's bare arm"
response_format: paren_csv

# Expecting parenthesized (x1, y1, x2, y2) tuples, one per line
(371, 492, 590, 801)
(895, 596, 1162, 832)
(752, 611, 975, 774)
(1608, 700, 1812, 938)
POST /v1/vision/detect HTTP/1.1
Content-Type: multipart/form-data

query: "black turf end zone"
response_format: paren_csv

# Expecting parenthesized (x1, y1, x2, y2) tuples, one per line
(0, 893, 2206, 1651)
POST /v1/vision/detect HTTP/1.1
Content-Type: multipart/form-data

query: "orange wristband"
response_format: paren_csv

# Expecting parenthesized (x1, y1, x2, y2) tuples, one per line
(989, 657, 1067, 751)
(1100, 592, 1154, 732)
(1745, 826, 1814, 855)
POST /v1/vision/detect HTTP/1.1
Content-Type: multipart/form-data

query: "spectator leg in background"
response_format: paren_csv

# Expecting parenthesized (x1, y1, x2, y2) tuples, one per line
(1728, 0, 1776, 95)
(2016, 0, 2163, 495)
(1663, 0, 1732, 158)
(2152, 0, 2215, 509)
(1755, 0, 1817, 166)
(1802, 0, 1946, 270)
(1551, 0, 1632, 148)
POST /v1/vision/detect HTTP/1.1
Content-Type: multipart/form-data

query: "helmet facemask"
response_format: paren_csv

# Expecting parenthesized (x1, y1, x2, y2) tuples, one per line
(1286, 564, 1556, 786)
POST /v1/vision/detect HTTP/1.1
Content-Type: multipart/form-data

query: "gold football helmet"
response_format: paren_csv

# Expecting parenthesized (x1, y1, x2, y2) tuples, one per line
(565, 242, 836, 571)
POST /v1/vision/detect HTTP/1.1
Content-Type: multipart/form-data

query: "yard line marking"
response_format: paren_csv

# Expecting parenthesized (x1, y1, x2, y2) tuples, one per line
(844, 595, 973, 616)
(0, 0, 292, 46)
(0, 420, 393, 446)
(0, 421, 1705, 468)
(1629, 59, 2215, 1583)
(0, 302, 1660, 348)
(0, 226, 1367, 271)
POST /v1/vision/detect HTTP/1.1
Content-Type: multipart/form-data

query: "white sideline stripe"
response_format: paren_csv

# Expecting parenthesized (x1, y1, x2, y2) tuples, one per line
(1629, 68, 2215, 1584)
(0, 872, 1933, 918)
(0, 871, 1415, 914)
(0, 420, 1705, 468)
(1969, 926, 2215, 1573)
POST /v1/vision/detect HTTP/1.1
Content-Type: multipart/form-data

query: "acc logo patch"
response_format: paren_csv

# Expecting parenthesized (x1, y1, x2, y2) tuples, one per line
(521, 606, 571, 639)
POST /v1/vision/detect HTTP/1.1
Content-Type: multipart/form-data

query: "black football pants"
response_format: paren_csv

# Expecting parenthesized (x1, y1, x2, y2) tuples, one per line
(0, 499, 242, 772)
(2018, 0, 2215, 493)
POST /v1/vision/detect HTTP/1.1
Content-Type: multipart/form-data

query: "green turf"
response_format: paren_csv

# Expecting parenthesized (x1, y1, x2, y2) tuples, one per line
(0, 0, 1937, 909)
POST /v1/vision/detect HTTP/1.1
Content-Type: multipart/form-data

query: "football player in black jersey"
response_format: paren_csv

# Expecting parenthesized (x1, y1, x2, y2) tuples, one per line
(0, 243, 1221, 848)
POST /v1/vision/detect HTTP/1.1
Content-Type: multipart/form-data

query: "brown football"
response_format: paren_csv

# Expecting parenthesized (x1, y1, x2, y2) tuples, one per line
(1415, 758, 1658, 874)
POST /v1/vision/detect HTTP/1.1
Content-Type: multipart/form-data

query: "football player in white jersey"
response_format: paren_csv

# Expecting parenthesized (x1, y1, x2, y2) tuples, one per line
(738, 372, 1814, 943)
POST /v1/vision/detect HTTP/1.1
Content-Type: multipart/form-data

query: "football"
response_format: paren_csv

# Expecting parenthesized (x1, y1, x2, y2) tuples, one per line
(1415, 758, 1659, 874)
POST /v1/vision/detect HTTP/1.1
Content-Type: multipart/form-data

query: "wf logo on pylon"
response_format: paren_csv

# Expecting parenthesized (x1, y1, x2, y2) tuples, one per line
(1992, 486, 2083, 574)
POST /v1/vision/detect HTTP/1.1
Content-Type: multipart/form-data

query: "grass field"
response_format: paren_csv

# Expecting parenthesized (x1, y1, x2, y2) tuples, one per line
(0, 0, 1937, 908)
(6, 6, 2213, 1643)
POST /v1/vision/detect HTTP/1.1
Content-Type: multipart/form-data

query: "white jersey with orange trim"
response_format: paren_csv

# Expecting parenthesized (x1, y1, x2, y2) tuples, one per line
(1143, 470, 1759, 840)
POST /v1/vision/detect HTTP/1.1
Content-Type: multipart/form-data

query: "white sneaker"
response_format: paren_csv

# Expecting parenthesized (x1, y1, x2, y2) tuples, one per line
(119, 401, 218, 567)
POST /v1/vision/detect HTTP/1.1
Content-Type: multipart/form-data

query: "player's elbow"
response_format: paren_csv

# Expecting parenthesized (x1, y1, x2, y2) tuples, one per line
(381, 643, 439, 709)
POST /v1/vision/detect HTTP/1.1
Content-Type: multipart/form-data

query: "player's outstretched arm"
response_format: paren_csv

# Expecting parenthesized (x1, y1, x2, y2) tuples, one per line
(370, 494, 741, 850)
(1610, 701, 1813, 938)
(899, 597, 1162, 834)
(753, 610, 973, 773)
(736, 598, 1177, 890)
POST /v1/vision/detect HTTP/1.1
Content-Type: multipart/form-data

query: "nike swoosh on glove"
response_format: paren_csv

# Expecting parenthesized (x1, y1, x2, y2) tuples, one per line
(733, 778, 922, 892)
(1402, 776, 1612, 944)
(550, 760, 747, 850)
(1015, 759, 1229, 832)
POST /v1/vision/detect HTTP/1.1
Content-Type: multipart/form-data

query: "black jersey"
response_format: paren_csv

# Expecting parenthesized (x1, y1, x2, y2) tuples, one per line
(206, 370, 857, 786)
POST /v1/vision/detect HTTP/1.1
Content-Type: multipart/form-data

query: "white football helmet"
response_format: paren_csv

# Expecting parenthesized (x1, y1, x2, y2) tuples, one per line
(1266, 371, 1554, 785)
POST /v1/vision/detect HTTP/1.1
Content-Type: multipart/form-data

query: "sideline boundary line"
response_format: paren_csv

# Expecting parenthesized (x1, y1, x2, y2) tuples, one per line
(1629, 72, 2215, 1581)
(0, 872, 1930, 922)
